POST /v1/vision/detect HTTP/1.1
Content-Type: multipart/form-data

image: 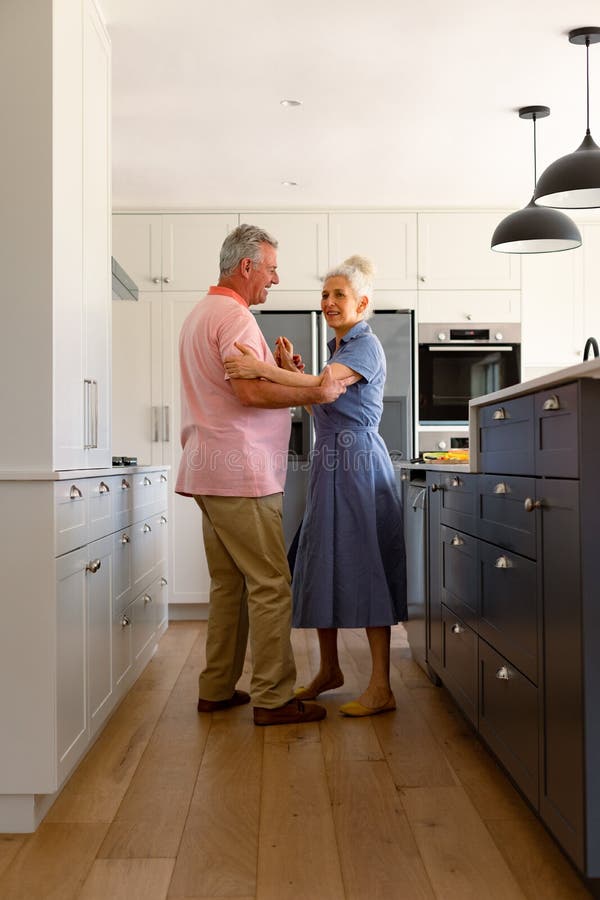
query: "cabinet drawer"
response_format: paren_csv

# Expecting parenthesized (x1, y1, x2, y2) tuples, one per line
(534, 382, 579, 478)
(479, 394, 535, 476)
(88, 476, 116, 542)
(441, 526, 478, 627)
(435, 471, 478, 534)
(113, 474, 134, 530)
(55, 480, 88, 556)
(479, 639, 539, 809)
(478, 542, 539, 684)
(132, 471, 157, 518)
(477, 474, 538, 559)
(441, 604, 477, 725)
(131, 581, 158, 660)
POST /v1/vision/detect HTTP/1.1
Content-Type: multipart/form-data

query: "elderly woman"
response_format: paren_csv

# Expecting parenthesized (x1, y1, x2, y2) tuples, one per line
(224, 256, 407, 716)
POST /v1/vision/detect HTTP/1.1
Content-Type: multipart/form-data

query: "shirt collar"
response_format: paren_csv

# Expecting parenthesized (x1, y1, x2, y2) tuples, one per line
(208, 285, 248, 308)
(327, 320, 370, 354)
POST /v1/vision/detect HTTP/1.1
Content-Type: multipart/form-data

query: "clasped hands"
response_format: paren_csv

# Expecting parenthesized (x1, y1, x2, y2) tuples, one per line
(224, 336, 304, 380)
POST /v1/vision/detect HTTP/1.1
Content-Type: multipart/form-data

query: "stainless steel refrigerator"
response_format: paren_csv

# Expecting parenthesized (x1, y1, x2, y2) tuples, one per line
(254, 309, 414, 546)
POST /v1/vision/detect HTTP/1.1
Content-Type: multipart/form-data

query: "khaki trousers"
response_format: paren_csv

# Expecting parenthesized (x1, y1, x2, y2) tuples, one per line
(194, 493, 296, 709)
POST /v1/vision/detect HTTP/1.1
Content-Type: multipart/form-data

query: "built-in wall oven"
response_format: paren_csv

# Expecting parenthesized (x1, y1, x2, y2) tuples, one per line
(418, 323, 521, 429)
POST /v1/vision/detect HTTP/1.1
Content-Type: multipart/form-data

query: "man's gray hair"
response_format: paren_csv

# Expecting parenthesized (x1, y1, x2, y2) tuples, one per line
(219, 223, 278, 277)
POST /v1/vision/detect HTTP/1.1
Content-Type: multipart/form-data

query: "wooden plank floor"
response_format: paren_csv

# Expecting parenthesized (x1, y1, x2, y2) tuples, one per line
(0, 621, 593, 899)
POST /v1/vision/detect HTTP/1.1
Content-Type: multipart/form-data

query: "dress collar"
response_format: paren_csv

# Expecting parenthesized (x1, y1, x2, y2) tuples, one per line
(327, 320, 371, 355)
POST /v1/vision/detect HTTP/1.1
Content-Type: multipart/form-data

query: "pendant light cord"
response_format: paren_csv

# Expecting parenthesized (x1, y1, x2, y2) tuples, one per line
(532, 113, 537, 188)
(586, 37, 591, 135)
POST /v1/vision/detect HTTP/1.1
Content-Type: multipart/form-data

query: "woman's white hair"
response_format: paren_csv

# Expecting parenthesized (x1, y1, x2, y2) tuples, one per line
(323, 255, 376, 319)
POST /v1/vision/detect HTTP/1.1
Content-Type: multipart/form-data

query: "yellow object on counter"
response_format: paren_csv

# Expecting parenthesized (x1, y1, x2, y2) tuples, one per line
(421, 450, 469, 462)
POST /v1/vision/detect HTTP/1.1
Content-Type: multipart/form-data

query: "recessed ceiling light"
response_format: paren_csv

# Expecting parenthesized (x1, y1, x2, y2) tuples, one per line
(281, 181, 298, 187)
(280, 99, 302, 108)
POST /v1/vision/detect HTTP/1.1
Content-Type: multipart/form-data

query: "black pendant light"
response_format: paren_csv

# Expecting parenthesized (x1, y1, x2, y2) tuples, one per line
(491, 106, 582, 253)
(534, 27, 600, 208)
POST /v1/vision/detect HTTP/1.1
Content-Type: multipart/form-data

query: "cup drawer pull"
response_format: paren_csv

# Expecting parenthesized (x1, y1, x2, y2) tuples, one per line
(494, 555, 512, 569)
(451, 623, 464, 635)
(496, 666, 512, 680)
(70, 485, 83, 500)
(492, 407, 506, 420)
(450, 535, 464, 547)
(543, 394, 560, 411)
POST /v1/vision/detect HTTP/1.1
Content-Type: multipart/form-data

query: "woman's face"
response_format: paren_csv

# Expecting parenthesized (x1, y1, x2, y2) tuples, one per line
(321, 276, 367, 336)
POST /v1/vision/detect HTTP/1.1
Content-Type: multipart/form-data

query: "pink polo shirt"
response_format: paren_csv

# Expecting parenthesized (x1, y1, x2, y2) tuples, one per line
(175, 287, 291, 498)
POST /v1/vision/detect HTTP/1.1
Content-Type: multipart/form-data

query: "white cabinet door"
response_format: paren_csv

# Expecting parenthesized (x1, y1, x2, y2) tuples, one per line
(328, 212, 418, 290)
(82, 0, 111, 468)
(580, 224, 600, 351)
(56, 548, 88, 784)
(418, 212, 521, 290)
(521, 249, 582, 376)
(418, 290, 520, 324)
(86, 534, 113, 736)
(244, 213, 328, 290)
(112, 215, 163, 292)
(162, 293, 211, 606)
(161, 214, 238, 291)
(112, 293, 165, 465)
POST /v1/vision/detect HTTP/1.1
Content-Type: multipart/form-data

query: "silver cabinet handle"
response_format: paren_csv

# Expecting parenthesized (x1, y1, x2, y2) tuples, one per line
(83, 379, 93, 449)
(152, 406, 160, 442)
(492, 407, 506, 420)
(86, 559, 101, 574)
(450, 534, 464, 546)
(92, 379, 98, 449)
(451, 623, 464, 634)
(430, 483, 443, 492)
(99, 481, 110, 494)
(160, 577, 168, 586)
(496, 666, 512, 680)
(70, 484, 83, 500)
(160, 474, 167, 483)
(163, 276, 171, 284)
(542, 394, 560, 411)
(143, 476, 152, 486)
(419, 275, 426, 282)
(160, 515, 167, 525)
(143, 593, 152, 604)
(121, 614, 131, 627)
(162, 406, 170, 442)
(143, 523, 152, 533)
(450, 476, 461, 488)
(153, 277, 161, 284)
(493, 482, 508, 494)
(495, 555, 512, 568)
(465, 313, 472, 321)
(121, 533, 130, 544)
(524, 497, 543, 512)
(121, 479, 130, 490)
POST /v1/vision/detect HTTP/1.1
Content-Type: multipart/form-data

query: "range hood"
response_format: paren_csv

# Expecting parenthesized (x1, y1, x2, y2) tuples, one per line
(112, 257, 139, 301)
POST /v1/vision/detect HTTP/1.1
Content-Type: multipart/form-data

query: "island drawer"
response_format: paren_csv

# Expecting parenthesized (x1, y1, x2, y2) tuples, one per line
(478, 541, 539, 684)
(435, 471, 478, 535)
(441, 525, 478, 627)
(479, 394, 535, 476)
(479, 638, 539, 809)
(477, 474, 538, 560)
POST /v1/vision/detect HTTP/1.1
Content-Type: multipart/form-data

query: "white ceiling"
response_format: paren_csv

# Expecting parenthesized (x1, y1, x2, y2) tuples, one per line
(100, 0, 600, 212)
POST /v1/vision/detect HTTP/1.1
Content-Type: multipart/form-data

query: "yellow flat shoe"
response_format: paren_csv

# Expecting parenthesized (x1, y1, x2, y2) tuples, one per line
(339, 696, 396, 717)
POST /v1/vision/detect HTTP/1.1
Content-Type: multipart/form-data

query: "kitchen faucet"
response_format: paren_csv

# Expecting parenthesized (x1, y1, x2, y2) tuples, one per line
(583, 337, 600, 360)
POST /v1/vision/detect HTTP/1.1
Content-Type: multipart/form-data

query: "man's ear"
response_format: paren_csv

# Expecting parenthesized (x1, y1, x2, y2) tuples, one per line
(240, 257, 253, 279)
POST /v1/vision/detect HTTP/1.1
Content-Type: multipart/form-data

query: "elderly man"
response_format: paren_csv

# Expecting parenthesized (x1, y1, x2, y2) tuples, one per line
(176, 224, 345, 725)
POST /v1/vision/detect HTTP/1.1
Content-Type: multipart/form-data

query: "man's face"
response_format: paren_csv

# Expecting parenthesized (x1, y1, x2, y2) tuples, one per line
(246, 243, 279, 306)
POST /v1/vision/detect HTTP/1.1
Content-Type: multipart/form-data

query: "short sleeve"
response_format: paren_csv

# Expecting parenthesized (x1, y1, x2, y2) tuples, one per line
(216, 307, 274, 370)
(334, 332, 384, 384)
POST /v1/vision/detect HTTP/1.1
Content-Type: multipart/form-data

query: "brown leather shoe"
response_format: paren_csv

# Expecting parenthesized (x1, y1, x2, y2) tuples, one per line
(197, 690, 251, 713)
(253, 698, 326, 726)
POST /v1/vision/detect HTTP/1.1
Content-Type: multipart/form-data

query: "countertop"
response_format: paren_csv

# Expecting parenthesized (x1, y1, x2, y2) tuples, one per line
(0, 464, 170, 482)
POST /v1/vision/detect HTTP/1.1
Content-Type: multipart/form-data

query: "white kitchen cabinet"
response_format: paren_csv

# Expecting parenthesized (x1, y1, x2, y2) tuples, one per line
(1, 0, 111, 473)
(112, 214, 239, 292)
(417, 212, 521, 291)
(243, 212, 328, 291)
(521, 247, 582, 377)
(329, 212, 418, 291)
(417, 290, 520, 324)
(0, 466, 169, 833)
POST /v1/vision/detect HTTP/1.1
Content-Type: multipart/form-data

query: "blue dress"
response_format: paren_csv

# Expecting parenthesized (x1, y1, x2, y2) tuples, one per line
(292, 321, 407, 628)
